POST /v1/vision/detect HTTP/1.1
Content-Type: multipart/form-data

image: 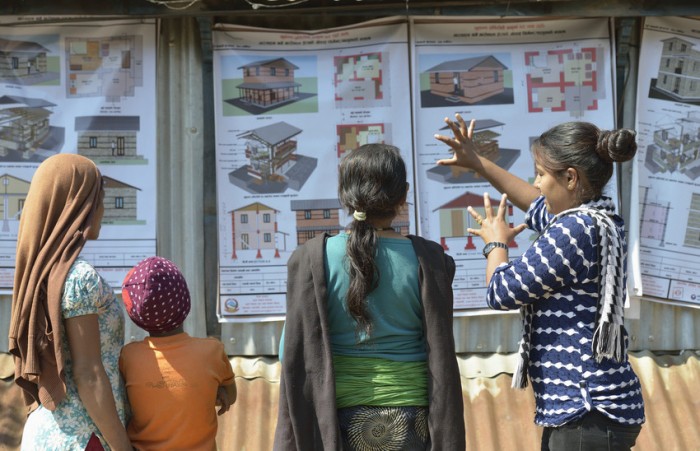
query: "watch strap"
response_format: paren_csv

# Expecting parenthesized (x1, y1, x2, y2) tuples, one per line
(482, 241, 508, 258)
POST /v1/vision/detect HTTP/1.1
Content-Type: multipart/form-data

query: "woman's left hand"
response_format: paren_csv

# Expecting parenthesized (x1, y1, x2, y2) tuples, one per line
(467, 193, 527, 245)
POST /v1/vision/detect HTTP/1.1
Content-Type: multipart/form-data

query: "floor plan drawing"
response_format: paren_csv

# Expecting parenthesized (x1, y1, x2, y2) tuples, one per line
(65, 35, 144, 101)
(336, 123, 387, 158)
(525, 46, 606, 117)
(334, 52, 389, 108)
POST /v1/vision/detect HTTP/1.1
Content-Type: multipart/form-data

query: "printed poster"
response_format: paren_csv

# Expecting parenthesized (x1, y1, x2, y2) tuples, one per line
(411, 17, 617, 310)
(0, 20, 157, 291)
(634, 16, 700, 308)
(213, 18, 414, 321)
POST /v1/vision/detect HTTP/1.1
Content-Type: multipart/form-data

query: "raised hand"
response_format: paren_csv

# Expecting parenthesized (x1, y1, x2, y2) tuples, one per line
(466, 193, 527, 246)
(434, 114, 482, 170)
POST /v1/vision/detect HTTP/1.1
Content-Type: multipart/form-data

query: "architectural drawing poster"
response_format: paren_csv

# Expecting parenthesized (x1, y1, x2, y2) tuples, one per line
(213, 18, 414, 321)
(212, 17, 619, 320)
(0, 20, 157, 291)
(411, 17, 617, 310)
(634, 16, 700, 308)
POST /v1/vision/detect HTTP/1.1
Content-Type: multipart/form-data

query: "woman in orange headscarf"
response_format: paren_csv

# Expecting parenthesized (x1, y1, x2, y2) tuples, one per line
(9, 154, 131, 450)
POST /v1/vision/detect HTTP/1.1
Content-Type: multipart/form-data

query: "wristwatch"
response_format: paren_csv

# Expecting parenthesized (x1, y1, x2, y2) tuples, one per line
(482, 241, 508, 258)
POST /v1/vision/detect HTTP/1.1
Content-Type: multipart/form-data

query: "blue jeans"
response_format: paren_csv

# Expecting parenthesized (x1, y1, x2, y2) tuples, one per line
(541, 410, 642, 451)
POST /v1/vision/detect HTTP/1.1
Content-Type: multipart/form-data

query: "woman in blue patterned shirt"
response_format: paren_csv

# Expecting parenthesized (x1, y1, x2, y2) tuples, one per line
(435, 115, 645, 451)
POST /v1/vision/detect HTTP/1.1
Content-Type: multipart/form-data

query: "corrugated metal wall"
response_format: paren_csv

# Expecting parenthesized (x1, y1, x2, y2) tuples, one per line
(1, 15, 699, 357)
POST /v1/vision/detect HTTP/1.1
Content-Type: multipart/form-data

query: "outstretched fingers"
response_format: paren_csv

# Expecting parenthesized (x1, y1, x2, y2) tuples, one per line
(497, 193, 508, 220)
(483, 192, 493, 221)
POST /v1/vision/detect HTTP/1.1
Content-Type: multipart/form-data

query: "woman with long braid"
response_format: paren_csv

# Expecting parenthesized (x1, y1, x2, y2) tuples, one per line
(275, 144, 465, 450)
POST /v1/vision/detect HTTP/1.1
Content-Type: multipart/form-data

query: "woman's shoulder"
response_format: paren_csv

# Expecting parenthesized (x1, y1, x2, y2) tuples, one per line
(65, 257, 101, 285)
(62, 258, 111, 314)
(543, 211, 600, 250)
(289, 233, 335, 266)
(407, 234, 447, 255)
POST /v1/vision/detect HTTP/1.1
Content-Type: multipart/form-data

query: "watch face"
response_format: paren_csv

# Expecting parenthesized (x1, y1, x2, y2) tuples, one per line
(482, 242, 506, 257)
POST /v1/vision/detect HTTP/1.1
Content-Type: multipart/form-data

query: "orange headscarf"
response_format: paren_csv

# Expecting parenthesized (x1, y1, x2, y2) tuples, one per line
(8, 154, 103, 412)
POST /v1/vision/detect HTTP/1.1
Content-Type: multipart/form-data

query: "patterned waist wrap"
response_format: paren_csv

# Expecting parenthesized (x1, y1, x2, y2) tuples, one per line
(333, 354, 428, 408)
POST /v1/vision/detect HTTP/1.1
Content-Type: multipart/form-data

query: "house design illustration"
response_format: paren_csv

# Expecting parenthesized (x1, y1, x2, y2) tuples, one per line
(0, 95, 64, 161)
(75, 116, 142, 162)
(0, 174, 30, 232)
(65, 35, 144, 101)
(290, 198, 344, 245)
(685, 192, 700, 249)
(654, 37, 700, 101)
(334, 52, 387, 108)
(525, 46, 605, 116)
(102, 176, 140, 223)
(236, 58, 302, 108)
(336, 123, 386, 158)
(639, 186, 669, 247)
(645, 112, 700, 180)
(433, 191, 517, 251)
(0, 37, 50, 84)
(425, 55, 507, 104)
(229, 202, 281, 259)
(391, 203, 411, 235)
(427, 119, 520, 184)
(228, 121, 317, 194)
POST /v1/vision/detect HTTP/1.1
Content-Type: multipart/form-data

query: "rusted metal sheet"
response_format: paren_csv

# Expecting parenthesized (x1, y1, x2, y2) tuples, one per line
(1, 352, 699, 450)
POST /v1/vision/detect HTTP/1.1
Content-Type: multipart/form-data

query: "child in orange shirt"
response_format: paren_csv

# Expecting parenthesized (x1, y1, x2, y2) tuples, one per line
(119, 257, 236, 451)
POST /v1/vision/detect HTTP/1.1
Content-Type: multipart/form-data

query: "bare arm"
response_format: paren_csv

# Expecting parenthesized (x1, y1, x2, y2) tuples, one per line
(65, 314, 132, 451)
(216, 381, 237, 415)
(435, 114, 540, 212)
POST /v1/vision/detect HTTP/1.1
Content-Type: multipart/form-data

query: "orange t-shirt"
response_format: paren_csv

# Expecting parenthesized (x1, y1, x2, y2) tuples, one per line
(119, 333, 235, 451)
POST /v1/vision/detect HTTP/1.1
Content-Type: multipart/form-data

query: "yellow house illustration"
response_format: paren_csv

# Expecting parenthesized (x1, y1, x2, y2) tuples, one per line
(230, 202, 280, 259)
(0, 173, 30, 231)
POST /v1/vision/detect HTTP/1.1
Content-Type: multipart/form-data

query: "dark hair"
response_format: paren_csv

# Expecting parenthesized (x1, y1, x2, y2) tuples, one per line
(337, 143, 407, 337)
(532, 121, 638, 203)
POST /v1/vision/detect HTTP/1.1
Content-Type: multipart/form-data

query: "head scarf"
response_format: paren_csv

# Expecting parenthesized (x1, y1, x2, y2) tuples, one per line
(8, 154, 103, 411)
(122, 256, 191, 333)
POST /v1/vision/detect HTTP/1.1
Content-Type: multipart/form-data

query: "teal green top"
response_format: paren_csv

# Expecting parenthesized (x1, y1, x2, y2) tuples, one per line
(324, 233, 426, 361)
(278, 233, 428, 408)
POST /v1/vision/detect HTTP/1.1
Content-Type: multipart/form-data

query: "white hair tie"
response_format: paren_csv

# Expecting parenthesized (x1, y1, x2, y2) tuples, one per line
(353, 211, 367, 221)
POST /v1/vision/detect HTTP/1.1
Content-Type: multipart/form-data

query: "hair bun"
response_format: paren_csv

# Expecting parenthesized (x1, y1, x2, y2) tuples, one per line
(596, 128, 637, 163)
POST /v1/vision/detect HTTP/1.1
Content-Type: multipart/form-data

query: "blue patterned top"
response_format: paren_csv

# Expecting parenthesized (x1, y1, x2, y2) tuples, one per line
(487, 196, 645, 427)
(21, 258, 127, 450)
